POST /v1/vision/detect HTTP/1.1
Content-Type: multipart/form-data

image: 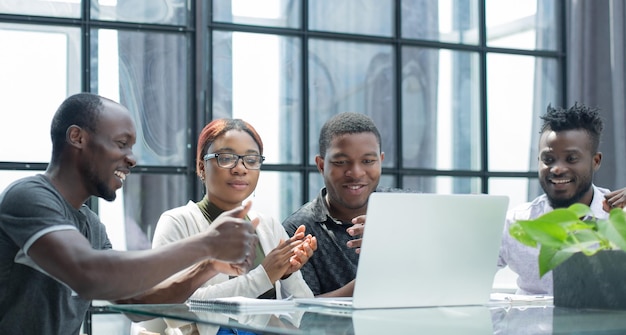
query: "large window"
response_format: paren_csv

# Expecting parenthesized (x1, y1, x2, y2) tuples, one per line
(1, 0, 563, 332)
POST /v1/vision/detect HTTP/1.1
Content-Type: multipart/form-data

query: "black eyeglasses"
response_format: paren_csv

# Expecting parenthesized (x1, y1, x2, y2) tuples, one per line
(203, 153, 265, 170)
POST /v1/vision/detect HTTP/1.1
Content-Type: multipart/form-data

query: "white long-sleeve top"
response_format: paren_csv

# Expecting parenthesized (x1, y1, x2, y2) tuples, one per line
(152, 201, 313, 300)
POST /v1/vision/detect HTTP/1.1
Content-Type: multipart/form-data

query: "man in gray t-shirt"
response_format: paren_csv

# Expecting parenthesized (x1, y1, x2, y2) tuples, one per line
(0, 93, 259, 334)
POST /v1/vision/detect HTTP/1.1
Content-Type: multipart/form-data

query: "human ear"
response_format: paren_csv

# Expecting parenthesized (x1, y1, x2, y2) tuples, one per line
(593, 152, 602, 171)
(198, 160, 207, 181)
(315, 155, 325, 174)
(66, 125, 85, 149)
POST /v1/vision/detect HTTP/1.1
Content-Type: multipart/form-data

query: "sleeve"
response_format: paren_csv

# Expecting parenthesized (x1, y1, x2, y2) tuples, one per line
(497, 212, 514, 269)
(190, 265, 274, 300)
(0, 180, 77, 251)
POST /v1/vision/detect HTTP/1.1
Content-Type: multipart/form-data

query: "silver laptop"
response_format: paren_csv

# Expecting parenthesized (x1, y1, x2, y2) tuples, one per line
(296, 192, 509, 309)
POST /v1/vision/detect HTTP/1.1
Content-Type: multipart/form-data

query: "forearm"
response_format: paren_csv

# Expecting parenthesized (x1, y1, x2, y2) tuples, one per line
(80, 240, 212, 300)
(316, 280, 355, 297)
(31, 231, 213, 301)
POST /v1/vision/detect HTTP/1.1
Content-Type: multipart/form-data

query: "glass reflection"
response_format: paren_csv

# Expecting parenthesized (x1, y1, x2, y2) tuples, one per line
(0, 23, 81, 163)
(401, 47, 480, 176)
(91, 0, 190, 25)
(487, 54, 558, 172)
(402, 0, 479, 44)
(213, 0, 300, 28)
(308, 39, 395, 167)
(403, 176, 481, 194)
(91, 29, 189, 166)
(212, 31, 302, 165)
(489, 177, 541, 211)
(308, 0, 393, 37)
(247, 171, 301, 223)
(486, 0, 559, 51)
(0, 0, 80, 18)
(104, 173, 188, 250)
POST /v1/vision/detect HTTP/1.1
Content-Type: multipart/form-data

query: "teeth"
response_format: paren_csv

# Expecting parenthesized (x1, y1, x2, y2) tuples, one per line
(114, 171, 126, 182)
(551, 179, 570, 184)
(347, 185, 361, 190)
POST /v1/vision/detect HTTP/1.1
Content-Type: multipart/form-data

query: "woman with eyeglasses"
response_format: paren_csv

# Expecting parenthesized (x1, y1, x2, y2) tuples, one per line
(148, 118, 316, 335)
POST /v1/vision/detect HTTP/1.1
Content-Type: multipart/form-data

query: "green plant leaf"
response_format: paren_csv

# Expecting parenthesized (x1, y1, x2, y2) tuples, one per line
(567, 203, 593, 219)
(564, 230, 606, 254)
(515, 211, 577, 247)
(538, 245, 574, 277)
(509, 222, 537, 247)
(597, 209, 626, 251)
(509, 204, 626, 279)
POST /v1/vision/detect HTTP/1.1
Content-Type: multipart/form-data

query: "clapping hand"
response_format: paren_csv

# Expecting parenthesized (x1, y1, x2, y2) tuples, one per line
(283, 225, 317, 277)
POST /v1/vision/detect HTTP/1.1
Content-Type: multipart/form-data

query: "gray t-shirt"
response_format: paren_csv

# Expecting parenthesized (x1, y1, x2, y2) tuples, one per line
(0, 174, 112, 335)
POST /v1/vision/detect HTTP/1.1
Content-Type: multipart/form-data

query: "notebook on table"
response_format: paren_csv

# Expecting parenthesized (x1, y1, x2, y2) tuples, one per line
(295, 192, 509, 309)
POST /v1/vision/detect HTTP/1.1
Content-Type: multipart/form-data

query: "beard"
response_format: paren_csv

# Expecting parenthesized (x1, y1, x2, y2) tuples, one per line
(95, 179, 117, 201)
(541, 177, 592, 209)
(82, 163, 117, 201)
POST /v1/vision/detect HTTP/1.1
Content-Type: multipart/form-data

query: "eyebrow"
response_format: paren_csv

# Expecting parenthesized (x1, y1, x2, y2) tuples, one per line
(213, 147, 260, 154)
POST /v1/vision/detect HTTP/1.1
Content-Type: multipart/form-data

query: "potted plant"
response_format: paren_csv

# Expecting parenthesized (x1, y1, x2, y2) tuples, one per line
(509, 203, 626, 309)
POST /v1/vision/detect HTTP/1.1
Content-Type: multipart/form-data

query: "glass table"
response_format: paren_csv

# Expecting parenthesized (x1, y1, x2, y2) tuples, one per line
(108, 301, 626, 334)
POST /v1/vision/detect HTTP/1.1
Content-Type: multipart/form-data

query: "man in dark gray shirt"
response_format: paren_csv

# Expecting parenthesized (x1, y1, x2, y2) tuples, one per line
(283, 112, 383, 296)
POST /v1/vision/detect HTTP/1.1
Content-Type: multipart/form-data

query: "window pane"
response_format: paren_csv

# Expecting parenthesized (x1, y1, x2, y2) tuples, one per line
(91, 0, 190, 25)
(102, 174, 189, 250)
(489, 177, 541, 211)
(212, 31, 302, 165)
(0, 0, 80, 18)
(402, 0, 479, 44)
(309, 0, 394, 37)
(213, 0, 300, 28)
(308, 172, 323, 203)
(486, 0, 559, 51)
(0, 23, 81, 162)
(402, 47, 480, 171)
(308, 39, 395, 167)
(487, 54, 558, 171)
(403, 176, 482, 194)
(91, 29, 190, 166)
(250, 171, 301, 222)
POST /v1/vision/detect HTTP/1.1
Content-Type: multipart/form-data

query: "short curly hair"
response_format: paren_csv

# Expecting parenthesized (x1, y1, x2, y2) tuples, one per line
(540, 102, 604, 152)
(50, 93, 104, 159)
(318, 112, 382, 157)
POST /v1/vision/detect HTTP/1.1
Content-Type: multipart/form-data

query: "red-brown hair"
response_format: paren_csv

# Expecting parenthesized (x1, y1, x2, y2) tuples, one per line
(196, 119, 264, 178)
